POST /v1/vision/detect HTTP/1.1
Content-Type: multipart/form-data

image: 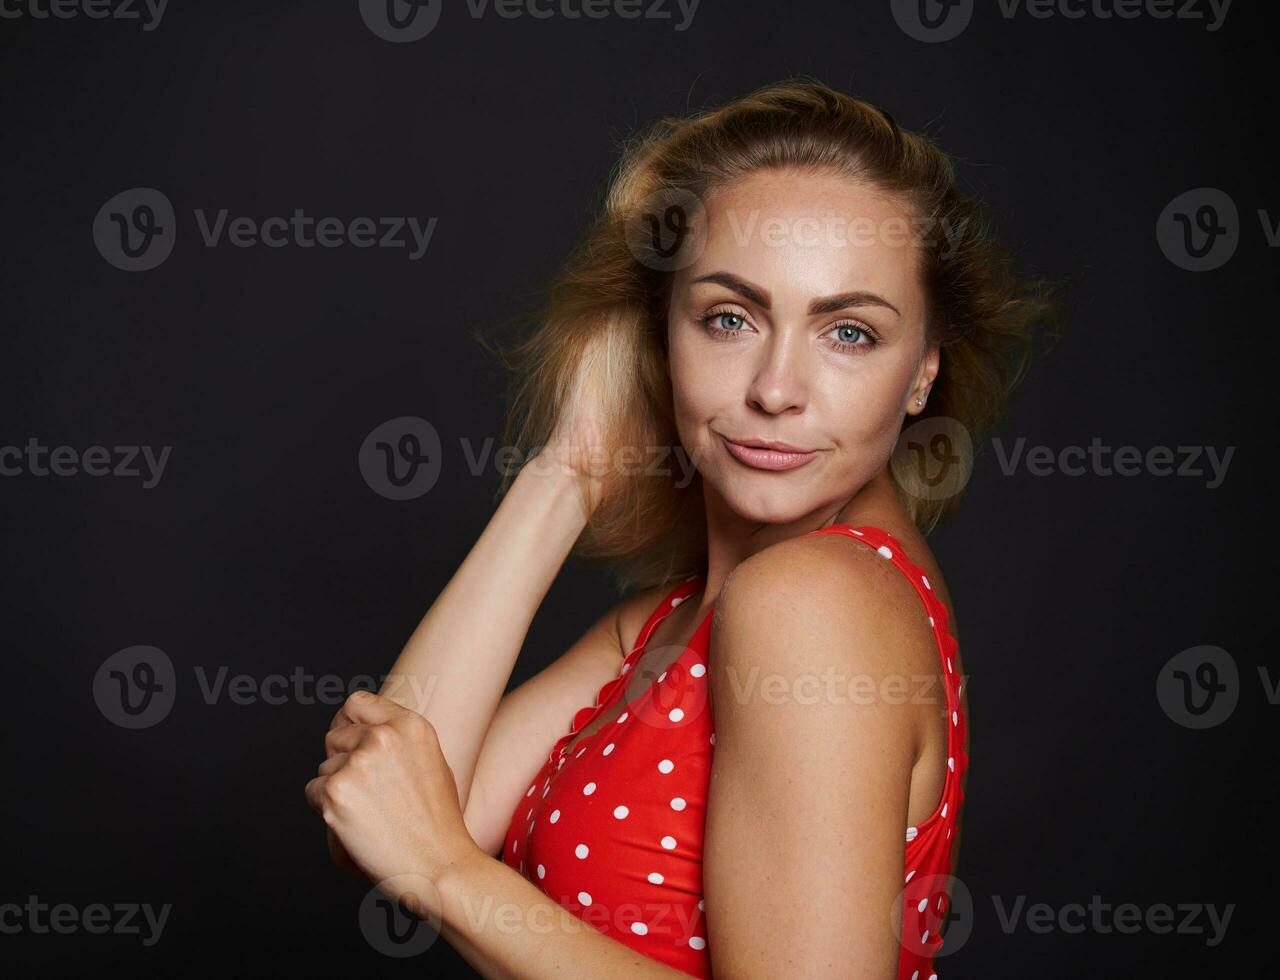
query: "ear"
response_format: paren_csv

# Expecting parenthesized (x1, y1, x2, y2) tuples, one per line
(908, 344, 940, 415)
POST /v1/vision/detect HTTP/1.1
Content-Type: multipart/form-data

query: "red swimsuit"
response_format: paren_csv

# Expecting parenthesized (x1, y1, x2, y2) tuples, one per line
(501, 524, 968, 978)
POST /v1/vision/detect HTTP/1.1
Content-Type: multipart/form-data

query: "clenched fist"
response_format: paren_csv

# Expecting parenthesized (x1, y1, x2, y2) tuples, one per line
(304, 691, 481, 911)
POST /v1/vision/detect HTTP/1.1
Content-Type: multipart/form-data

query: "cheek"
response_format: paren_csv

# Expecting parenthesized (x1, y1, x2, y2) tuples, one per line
(820, 371, 909, 452)
(668, 332, 719, 420)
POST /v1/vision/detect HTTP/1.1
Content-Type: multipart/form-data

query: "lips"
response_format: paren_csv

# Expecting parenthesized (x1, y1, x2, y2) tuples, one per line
(719, 434, 819, 472)
(728, 437, 815, 454)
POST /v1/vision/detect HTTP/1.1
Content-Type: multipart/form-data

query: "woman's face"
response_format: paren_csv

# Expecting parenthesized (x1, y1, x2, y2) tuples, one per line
(667, 168, 938, 527)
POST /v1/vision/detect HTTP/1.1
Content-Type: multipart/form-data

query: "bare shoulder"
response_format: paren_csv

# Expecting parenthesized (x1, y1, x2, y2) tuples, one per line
(702, 533, 939, 978)
(713, 531, 937, 678)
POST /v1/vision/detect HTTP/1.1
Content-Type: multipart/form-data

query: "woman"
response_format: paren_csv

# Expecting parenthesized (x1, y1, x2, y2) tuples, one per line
(305, 78, 1060, 978)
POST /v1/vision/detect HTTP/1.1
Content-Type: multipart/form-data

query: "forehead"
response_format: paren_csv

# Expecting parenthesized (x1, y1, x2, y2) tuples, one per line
(684, 168, 923, 313)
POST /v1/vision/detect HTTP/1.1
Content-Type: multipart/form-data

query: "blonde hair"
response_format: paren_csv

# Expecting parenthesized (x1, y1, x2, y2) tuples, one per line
(476, 76, 1065, 594)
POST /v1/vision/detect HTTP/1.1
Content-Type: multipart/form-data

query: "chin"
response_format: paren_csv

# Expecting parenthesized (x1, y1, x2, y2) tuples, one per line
(713, 476, 820, 526)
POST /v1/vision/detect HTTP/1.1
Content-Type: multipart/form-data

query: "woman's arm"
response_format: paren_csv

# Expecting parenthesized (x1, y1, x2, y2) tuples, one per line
(433, 850, 693, 979)
(309, 692, 694, 980)
(424, 529, 930, 980)
(700, 533, 935, 979)
(311, 522, 931, 979)
(373, 459, 592, 810)
(462, 582, 669, 857)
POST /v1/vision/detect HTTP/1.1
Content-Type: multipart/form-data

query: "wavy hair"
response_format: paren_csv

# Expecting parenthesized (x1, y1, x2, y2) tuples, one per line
(475, 76, 1065, 593)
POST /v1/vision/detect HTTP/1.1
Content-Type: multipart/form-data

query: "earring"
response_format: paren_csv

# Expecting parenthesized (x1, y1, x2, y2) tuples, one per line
(915, 398, 923, 406)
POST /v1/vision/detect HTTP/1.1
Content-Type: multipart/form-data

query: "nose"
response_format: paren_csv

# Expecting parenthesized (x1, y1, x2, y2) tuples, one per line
(745, 328, 809, 416)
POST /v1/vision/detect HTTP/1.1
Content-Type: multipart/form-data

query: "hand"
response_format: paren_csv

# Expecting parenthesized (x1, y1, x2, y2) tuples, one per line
(538, 338, 613, 516)
(319, 702, 369, 879)
(326, 827, 363, 879)
(305, 691, 482, 912)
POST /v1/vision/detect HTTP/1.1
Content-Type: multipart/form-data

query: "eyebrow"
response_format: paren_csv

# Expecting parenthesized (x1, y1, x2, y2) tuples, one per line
(689, 271, 902, 318)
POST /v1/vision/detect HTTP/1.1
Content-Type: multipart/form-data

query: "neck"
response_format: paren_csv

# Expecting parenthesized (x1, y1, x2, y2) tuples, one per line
(693, 465, 907, 615)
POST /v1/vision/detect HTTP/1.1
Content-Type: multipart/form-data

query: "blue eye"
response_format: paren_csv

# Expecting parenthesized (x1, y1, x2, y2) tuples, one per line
(827, 323, 876, 353)
(706, 311, 746, 332)
(698, 307, 880, 355)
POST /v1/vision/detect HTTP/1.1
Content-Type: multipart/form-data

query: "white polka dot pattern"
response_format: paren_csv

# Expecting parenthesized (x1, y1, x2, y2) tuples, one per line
(499, 524, 967, 980)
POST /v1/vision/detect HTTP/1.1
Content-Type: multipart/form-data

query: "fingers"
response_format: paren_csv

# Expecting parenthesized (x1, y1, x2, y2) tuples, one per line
(309, 692, 431, 823)
(327, 704, 353, 732)
(325, 723, 365, 757)
(335, 689, 407, 728)
(316, 752, 349, 777)
(304, 774, 328, 814)
(326, 689, 418, 756)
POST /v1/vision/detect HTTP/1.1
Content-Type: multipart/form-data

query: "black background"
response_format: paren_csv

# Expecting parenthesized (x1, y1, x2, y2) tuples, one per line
(2, 0, 1271, 976)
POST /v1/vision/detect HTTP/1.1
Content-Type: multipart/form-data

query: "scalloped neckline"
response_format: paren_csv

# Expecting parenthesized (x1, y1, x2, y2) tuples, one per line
(548, 576, 709, 764)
